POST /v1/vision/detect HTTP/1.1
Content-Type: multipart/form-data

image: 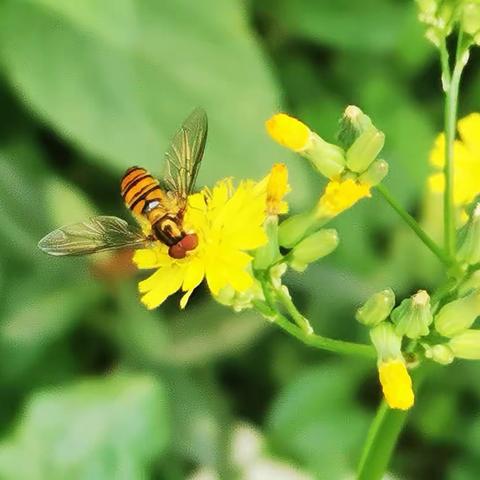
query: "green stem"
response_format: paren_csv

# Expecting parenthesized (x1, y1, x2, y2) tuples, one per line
(257, 279, 376, 359)
(274, 283, 313, 334)
(356, 367, 427, 480)
(443, 30, 468, 257)
(357, 402, 408, 480)
(376, 184, 452, 267)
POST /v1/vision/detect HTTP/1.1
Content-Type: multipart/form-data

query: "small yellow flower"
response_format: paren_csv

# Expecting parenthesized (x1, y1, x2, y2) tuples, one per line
(134, 177, 269, 309)
(428, 113, 480, 207)
(316, 178, 371, 217)
(378, 359, 414, 410)
(265, 113, 311, 152)
(266, 163, 289, 215)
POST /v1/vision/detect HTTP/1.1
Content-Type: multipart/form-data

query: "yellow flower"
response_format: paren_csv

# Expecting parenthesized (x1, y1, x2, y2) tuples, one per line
(378, 359, 414, 410)
(429, 113, 480, 207)
(265, 113, 311, 152)
(316, 178, 371, 217)
(266, 163, 289, 215)
(133, 177, 270, 309)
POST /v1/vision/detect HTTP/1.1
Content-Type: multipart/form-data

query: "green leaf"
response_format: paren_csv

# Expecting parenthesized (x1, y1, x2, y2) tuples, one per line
(267, 0, 411, 53)
(0, 0, 310, 207)
(267, 361, 370, 478)
(0, 278, 102, 383)
(0, 373, 169, 480)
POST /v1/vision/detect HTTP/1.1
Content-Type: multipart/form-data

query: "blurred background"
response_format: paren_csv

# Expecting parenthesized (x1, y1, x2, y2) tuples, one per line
(0, 0, 479, 478)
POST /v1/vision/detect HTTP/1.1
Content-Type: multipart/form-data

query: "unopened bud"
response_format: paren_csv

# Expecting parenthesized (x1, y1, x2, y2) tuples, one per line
(305, 133, 346, 179)
(356, 288, 395, 327)
(346, 125, 385, 173)
(462, 1, 480, 42)
(215, 281, 264, 313)
(422, 343, 454, 365)
(458, 270, 480, 297)
(457, 203, 480, 265)
(254, 216, 281, 270)
(290, 228, 339, 272)
(278, 210, 319, 248)
(358, 159, 389, 186)
(266, 113, 346, 179)
(449, 329, 480, 359)
(337, 105, 373, 150)
(435, 289, 480, 337)
(391, 290, 433, 339)
(370, 322, 402, 362)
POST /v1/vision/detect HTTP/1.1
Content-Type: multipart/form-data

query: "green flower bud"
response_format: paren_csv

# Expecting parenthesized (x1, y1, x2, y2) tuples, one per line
(303, 133, 346, 179)
(278, 210, 320, 248)
(458, 270, 480, 297)
(449, 329, 480, 359)
(462, 1, 480, 42)
(422, 343, 454, 365)
(215, 280, 264, 312)
(337, 105, 373, 150)
(370, 322, 402, 362)
(391, 290, 433, 339)
(435, 289, 480, 337)
(457, 203, 480, 265)
(356, 288, 395, 327)
(254, 216, 281, 270)
(358, 159, 389, 187)
(346, 125, 385, 173)
(289, 228, 339, 272)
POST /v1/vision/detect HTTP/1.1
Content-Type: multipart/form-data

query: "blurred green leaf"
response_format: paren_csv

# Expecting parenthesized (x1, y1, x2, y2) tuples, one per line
(0, 277, 102, 384)
(0, 0, 311, 207)
(267, 361, 370, 478)
(0, 373, 169, 480)
(268, 0, 411, 53)
(44, 176, 97, 227)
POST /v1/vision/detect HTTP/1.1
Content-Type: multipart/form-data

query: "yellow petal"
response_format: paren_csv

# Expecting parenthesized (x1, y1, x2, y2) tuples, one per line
(458, 113, 480, 157)
(265, 113, 311, 152)
(266, 163, 289, 215)
(133, 247, 170, 269)
(378, 359, 414, 410)
(317, 179, 371, 217)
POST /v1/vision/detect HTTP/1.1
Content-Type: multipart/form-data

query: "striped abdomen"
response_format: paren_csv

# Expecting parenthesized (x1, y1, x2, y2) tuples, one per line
(120, 166, 164, 216)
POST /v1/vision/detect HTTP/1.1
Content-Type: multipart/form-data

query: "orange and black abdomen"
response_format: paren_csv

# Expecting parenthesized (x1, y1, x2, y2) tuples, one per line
(120, 166, 163, 216)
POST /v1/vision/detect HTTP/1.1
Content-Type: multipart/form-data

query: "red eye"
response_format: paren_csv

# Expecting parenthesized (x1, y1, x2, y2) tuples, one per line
(168, 243, 186, 259)
(179, 233, 198, 251)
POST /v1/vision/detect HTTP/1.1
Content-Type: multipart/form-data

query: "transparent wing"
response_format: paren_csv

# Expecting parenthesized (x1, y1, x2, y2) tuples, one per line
(38, 216, 152, 256)
(163, 107, 208, 202)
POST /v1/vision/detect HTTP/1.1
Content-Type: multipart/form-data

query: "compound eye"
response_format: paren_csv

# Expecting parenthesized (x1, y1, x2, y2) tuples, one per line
(179, 233, 198, 252)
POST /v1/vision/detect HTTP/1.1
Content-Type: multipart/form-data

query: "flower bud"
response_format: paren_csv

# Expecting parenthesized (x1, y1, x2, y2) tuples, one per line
(316, 179, 371, 218)
(278, 210, 319, 248)
(449, 329, 480, 359)
(378, 359, 414, 410)
(462, 1, 480, 43)
(215, 281, 264, 312)
(358, 159, 389, 187)
(355, 288, 395, 327)
(370, 322, 402, 362)
(422, 343, 454, 365)
(391, 290, 433, 339)
(305, 133, 346, 179)
(337, 105, 373, 150)
(265, 113, 346, 179)
(254, 216, 281, 270)
(458, 270, 480, 297)
(435, 289, 480, 337)
(289, 228, 339, 272)
(457, 203, 480, 265)
(346, 125, 385, 173)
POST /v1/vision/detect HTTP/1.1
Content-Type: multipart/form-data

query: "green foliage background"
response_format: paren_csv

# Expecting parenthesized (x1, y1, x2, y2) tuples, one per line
(0, 0, 478, 478)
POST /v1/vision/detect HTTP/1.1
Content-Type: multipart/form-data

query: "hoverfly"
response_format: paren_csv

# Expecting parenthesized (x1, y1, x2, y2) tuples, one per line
(38, 108, 208, 259)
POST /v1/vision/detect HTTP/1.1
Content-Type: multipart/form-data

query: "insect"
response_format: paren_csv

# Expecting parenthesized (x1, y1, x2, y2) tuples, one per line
(38, 107, 208, 260)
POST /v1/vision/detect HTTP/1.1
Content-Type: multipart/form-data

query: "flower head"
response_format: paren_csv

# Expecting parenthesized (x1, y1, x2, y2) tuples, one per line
(316, 179, 371, 218)
(265, 113, 311, 152)
(133, 175, 272, 309)
(429, 113, 480, 207)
